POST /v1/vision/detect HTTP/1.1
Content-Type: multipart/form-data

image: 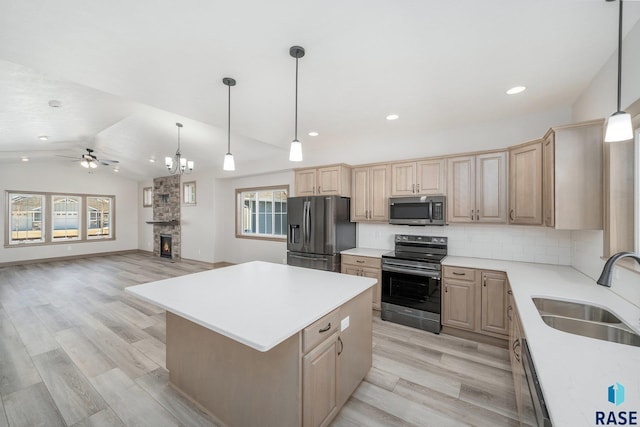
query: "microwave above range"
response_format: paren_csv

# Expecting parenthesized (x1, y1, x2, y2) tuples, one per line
(389, 196, 446, 226)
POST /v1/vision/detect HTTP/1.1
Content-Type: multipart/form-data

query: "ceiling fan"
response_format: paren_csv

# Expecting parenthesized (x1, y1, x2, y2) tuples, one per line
(57, 148, 120, 169)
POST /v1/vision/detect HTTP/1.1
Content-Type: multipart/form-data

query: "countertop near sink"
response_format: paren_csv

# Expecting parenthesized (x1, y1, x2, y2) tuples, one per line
(341, 247, 390, 258)
(443, 256, 640, 427)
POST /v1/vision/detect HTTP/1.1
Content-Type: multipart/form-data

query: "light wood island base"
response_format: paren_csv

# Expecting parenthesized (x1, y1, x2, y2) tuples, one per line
(166, 288, 373, 427)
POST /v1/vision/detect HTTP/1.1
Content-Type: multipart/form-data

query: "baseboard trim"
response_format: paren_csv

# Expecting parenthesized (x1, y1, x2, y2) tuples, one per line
(441, 326, 508, 348)
(0, 249, 142, 268)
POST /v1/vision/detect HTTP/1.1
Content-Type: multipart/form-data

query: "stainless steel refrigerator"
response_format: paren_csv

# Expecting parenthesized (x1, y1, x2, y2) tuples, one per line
(286, 195, 356, 272)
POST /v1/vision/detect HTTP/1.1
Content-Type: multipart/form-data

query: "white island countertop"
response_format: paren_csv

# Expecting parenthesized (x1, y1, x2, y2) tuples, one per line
(125, 261, 376, 352)
(443, 256, 640, 426)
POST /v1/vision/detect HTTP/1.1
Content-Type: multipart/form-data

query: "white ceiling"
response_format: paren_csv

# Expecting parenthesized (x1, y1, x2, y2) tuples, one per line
(0, 0, 638, 181)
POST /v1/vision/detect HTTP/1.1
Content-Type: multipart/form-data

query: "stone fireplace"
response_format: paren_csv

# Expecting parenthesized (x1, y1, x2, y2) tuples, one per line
(149, 175, 181, 260)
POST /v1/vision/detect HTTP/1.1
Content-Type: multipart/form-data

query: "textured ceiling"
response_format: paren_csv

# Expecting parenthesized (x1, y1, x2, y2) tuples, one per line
(0, 0, 638, 180)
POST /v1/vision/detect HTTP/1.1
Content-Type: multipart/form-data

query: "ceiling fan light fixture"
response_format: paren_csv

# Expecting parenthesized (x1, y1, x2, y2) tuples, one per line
(81, 159, 90, 168)
(223, 77, 237, 171)
(289, 46, 305, 162)
(604, 0, 633, 142)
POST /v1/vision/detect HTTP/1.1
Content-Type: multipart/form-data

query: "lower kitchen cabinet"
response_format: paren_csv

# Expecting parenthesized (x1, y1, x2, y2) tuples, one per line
(442, 266, 508, 339)
(341, 254, 382, 310)
(302, 331, 339, 427)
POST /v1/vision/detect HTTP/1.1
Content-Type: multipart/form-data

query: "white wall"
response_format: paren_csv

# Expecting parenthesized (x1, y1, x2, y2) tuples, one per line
(0, 162, 138, 264)
(570, 18, 640, 306)
(213, 170, 294, 264)
(358, 223, 571, 265)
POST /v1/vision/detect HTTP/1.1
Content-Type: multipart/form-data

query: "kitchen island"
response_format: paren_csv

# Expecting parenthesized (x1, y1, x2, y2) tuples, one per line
(126, 261, 376, 427)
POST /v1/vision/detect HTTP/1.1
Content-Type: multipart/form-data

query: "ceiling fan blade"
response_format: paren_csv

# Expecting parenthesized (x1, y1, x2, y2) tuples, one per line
(55, 154, 81, 160)
(100, 159, 120, 165)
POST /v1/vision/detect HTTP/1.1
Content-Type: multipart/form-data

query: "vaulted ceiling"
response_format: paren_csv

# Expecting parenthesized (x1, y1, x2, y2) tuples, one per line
(1, 0, 638, 180)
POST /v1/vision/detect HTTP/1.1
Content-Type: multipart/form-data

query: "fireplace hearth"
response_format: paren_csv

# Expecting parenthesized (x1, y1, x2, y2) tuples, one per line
(160, 234, 172, 259)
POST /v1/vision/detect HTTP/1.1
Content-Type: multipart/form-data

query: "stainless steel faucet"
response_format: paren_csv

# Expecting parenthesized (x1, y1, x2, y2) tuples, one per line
(597, 251, 640, 287)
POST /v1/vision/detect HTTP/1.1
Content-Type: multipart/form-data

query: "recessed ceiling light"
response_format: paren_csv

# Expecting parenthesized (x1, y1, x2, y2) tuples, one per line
(113, 167, 120, 173)
(39, 135, 48, 141)
(506, 86, 527, 95)
(21, 157, 29, 162)
(386, 114, 399, 121)
(48, 99, 62, 108)
(308, 131, 319, 137)
(149, 158, 156, 163)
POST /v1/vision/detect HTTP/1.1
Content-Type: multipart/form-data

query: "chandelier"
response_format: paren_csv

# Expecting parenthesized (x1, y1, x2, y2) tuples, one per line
(165, 122, 194, 174)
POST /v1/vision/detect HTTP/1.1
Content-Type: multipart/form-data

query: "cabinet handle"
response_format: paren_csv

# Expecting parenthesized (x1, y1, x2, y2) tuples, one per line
(507, 289, 512, 295)
(317, 186, 321, 194)
(444, 285, 448, 293)
(471, 210, 474, 220)
(412, 184, 415, 193)
(416, 184, 420, 193)
(338, 336, 344, 356)
(507, 305, 513, 321)
(318, 323, 331, 333)
(452, 271, 465, 276)
(513, 338, 521, 362)
(483, 275, 487, 287)
(476, 210, 479, 221)
(509, 209, 514, 221)
(356, 260, 365, 264)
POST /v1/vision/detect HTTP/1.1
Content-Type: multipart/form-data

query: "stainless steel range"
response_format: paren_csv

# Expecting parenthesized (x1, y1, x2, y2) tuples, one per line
(381, 234, 447, 334)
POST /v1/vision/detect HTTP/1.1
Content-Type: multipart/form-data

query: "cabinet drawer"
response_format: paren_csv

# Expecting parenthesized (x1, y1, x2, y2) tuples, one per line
(303, 309, 341, 353)
(443, 266, 475, 281)
(342, 254, 381, 269)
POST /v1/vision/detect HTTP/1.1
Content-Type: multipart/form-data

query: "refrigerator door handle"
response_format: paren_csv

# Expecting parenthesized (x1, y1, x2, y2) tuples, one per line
(304, 200, 311, 247)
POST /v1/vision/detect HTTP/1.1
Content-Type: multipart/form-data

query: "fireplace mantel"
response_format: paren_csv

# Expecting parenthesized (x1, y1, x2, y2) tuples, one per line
(146, 220, 179, 225)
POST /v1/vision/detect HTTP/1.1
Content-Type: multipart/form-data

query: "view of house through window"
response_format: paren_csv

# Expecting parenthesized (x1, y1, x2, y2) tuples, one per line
(5, 191, 114, 246)
(9, 193, 45, 243)
(52, 195, 80, 241)
(236, 186, 288, 239)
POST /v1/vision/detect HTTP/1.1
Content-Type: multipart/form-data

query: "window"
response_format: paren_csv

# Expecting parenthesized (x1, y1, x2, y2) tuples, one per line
(183, 181, 196, 205)
(236, 186, 288, 240)
(8, 193, 45, 244)
(143, 187, 153, 207)
(87, 196, 113, 239)
(52, 195, 80, 241)
(5, 191, 115, 247)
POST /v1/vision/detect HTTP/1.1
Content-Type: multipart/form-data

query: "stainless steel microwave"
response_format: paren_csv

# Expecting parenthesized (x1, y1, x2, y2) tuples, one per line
(389, 196, 446, 226)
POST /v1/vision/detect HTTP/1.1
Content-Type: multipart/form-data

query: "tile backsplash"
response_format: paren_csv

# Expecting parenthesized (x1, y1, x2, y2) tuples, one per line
(357, 223, 572, 265)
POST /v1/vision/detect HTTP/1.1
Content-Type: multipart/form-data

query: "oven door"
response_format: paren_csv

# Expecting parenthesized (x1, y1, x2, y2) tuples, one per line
(381, 268, 441, 313)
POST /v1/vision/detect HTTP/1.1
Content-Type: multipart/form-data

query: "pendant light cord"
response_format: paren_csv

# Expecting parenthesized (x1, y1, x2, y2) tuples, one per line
(616, 0, 623, 113)
(294, 56, 299, 141)
(227, 83, 231, 154)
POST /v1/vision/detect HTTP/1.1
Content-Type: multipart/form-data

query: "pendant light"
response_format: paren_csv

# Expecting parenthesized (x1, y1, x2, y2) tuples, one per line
(289, 46, 305, 162)
(223, 77, 236, 171)
(165, 123, 194, 174)
(604, 0, 633, 142)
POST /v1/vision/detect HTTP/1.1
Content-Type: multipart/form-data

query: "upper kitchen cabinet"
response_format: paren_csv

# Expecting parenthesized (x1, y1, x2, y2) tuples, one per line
(446, 151, 507, 223)
(390, 159, 446, 196)
(351, 164, 390, 222)
(542, 120, 604, 230)
(509, 140, 543, 225)
(294, 164, 352, 197)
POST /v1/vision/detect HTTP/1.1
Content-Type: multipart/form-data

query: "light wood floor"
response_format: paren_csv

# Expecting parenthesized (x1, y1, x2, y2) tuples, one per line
(0, 253, 518, 427)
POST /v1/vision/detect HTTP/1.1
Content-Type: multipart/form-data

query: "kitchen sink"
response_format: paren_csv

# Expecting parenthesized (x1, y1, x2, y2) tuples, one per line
(540, 315, 640, 347)
(532, 297, 640, 347)
(532, 297, 622, 323)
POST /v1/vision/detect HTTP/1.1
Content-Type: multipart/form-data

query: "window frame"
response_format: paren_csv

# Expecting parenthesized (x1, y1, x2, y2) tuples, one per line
(235, 185, 289, 242)
(86, 196, 114, 240)
(182, 181, 196, 206)
(143, 187, 153, 207)
(51, 194, 81, 242)
(4, 190, 116, 247)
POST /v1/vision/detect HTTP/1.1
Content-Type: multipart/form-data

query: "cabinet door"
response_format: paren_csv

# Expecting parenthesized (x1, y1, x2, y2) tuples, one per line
(416, 159, 445, 195)
(350, 167, 369, 222)
(361, 267, 382, 310)
(442, 278, 476, 330)
(509, 141, 543, 225)
(303, 332, 339, 427)
(390, 162, 417, 196)
(446, 156, 475, 223)
(296, 169, 318, 196)
(480, 271, 508, 336)
(317, 166, 341, 195)
(543, 133, 555, 227)
(369, 165, 390, 221)
(476, 152, 507, 223)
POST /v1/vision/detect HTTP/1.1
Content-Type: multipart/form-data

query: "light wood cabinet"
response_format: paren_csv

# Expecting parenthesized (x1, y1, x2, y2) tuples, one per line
(480, 271, 509, 336)
(442, 266, 508, 339)
(446, 152, 507, 223)
(294, 164, 352, 197)
(390, 159, 445, 196)
(509, 140, 543, 225)
(351, 164, 390, 222)
(543, 120, 604, 229)
(302, 332, 339, 427)
(341, 254, 382, 310)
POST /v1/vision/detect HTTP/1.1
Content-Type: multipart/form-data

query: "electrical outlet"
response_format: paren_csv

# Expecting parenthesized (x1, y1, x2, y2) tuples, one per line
(341, 316, 350, 331)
